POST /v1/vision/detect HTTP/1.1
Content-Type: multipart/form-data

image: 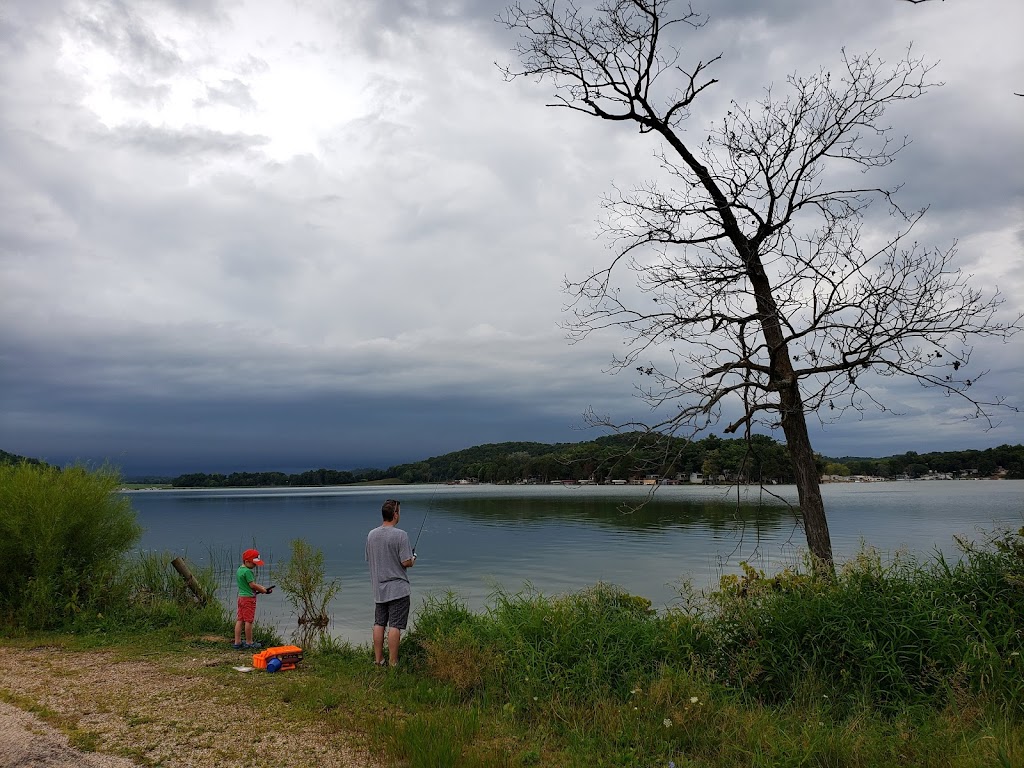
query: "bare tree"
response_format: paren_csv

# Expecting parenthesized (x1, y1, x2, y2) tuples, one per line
(499, 0, 1021, 570)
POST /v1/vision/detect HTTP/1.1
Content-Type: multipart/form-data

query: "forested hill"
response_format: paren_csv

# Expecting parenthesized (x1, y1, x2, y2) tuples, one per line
(3, 438, 1022, 487)
(176, 434, 1023, 487)
(388, 435, 1024, 485)
(0, 450, 50, 467)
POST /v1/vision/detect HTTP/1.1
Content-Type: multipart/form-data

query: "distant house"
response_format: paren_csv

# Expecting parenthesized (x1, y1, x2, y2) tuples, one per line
(689, 472, 704, 484)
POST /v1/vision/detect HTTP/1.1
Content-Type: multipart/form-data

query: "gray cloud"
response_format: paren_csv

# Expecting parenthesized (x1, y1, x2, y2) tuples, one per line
(1, 0, 1021, 476)
(100, 122, 269, 154)
(194, 78, 257, 110)
(73, 1, 185, 78)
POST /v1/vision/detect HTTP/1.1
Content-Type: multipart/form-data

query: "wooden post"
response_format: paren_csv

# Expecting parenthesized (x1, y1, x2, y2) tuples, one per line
(171, 556, 209, 606)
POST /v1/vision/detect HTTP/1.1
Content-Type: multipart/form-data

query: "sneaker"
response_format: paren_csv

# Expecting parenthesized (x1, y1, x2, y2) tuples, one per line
(232, 643, 244, 650)
(245, 642, 262, 649)
(374, 660, 387, 667)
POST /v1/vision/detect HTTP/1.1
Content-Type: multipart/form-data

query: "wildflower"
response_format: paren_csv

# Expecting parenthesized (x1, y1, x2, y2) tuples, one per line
(689, 696, 699, 704)
(663, 718, 673, 728)
(669, 762, 676, 768)
(533, 696, 538, 701)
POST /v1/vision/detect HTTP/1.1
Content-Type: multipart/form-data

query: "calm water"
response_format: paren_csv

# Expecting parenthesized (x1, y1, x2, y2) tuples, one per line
(124, 482, 1023, 647)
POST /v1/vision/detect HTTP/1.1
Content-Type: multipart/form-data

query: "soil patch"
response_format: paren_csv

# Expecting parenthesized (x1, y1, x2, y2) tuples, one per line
(0, 643, 378, 768)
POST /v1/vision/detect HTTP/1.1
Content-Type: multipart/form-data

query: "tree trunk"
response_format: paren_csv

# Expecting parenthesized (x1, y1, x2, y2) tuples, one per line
(171, 556, 209, 606)
(742, 243, 835, 572)
(777, 385, 835, 571)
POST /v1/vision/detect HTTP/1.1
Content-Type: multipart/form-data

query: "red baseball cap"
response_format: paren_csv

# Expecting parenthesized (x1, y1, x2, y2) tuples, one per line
(242, 548, 265, 566)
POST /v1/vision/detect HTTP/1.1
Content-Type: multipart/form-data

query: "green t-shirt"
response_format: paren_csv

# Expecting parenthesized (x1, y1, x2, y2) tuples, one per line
(237, 565, 256, 597)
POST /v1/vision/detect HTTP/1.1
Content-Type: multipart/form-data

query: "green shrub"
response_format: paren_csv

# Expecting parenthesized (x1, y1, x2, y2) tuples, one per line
(0, 462, 141, 628)
(409, 528, 1024, 728)
(703, 534, 1024, 712)
(410, 583, 682, 711)
(277, 538, 341, 650)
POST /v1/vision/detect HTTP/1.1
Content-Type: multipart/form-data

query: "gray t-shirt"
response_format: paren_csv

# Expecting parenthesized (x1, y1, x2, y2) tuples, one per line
(365, 525, 413, 603)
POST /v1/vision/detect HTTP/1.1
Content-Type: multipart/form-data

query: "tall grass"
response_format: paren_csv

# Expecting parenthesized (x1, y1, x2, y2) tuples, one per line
(378, 707, 488, 767)
(404, 527, 1024, 764)
(708, 534, 1024, 713)
(113, 551, 228, 634)
(0, 462, 141, 628)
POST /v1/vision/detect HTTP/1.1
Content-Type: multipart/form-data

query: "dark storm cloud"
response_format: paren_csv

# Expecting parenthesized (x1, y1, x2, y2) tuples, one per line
(1, 0, 1020, 475)
(3, 388, 597, 476)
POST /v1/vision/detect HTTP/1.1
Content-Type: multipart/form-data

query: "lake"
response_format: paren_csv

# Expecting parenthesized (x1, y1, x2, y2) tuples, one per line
(124, 481, 1023, 647)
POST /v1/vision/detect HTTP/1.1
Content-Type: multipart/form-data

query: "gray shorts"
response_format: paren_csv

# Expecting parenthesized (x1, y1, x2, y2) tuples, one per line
(374, 595, 411, 630)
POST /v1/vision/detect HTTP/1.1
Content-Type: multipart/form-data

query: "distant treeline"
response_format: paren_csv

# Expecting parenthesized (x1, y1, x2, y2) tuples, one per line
(170, 467, 391, 488)
(4, 438, 1021, 488)
(166, 434, 1024, 487)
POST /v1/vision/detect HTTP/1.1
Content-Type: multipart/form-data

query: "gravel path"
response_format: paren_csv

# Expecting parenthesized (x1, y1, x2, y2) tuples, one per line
(0, 700, 140, 768)
(0, 643, 378, 768)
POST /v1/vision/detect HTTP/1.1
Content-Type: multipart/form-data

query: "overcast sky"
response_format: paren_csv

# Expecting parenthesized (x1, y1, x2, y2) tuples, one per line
(2, 0, 1021, 476)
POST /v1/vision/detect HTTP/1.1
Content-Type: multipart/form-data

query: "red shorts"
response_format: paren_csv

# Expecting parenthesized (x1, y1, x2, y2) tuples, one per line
(237, 596, 257, 623)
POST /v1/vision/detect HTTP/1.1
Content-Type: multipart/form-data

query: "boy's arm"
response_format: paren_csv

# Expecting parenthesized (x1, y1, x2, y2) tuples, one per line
(248, 580, 272, 594)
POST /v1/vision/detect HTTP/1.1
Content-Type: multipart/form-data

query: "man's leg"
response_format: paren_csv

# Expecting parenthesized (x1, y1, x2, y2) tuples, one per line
(388, 626, 401, 666)
(373, 624, 386, 664)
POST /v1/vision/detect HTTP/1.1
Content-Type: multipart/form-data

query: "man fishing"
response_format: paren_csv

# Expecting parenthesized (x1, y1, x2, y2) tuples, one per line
(365, 498, 416, 667)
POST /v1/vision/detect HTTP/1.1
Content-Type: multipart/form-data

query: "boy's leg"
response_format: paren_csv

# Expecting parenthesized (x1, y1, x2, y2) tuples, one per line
(244, 621, 254, 645)
(234, 620, 243, 645)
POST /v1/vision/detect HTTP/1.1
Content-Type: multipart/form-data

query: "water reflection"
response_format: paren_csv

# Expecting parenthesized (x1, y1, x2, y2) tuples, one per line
(435, 493, 795, 534)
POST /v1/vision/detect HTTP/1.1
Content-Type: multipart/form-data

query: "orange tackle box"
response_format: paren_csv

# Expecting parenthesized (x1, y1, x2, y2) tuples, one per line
(252, 645, 304, 671)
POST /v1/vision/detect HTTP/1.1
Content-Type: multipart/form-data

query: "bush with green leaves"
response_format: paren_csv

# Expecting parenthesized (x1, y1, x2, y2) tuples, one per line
(0, 461, 141, 628)
(278, 538, 341, 649)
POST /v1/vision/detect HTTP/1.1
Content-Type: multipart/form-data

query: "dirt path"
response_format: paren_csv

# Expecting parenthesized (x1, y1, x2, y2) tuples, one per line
(0, 643, 379, 768)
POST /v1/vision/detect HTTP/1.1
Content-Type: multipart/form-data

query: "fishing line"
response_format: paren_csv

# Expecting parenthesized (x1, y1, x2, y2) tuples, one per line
(412, 481, 441, 556)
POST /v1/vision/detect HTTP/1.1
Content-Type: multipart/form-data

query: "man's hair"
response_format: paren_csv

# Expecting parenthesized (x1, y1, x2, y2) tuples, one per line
(382, 498, 400, 521)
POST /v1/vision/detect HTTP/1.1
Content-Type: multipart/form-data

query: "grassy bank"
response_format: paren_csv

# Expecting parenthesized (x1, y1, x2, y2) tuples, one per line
(3, 530, 1022, 767)
(2, 462, 1022, 766)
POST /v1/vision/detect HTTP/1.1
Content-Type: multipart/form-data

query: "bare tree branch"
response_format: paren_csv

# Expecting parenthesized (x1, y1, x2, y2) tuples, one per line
(500, 0, 1022, 570)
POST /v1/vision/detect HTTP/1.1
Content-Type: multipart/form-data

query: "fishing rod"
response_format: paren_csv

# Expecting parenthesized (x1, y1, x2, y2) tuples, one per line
(412, 481, 441, 556)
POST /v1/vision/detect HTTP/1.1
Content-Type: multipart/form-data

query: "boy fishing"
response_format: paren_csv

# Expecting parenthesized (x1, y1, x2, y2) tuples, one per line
(234, 548, 273, 650)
